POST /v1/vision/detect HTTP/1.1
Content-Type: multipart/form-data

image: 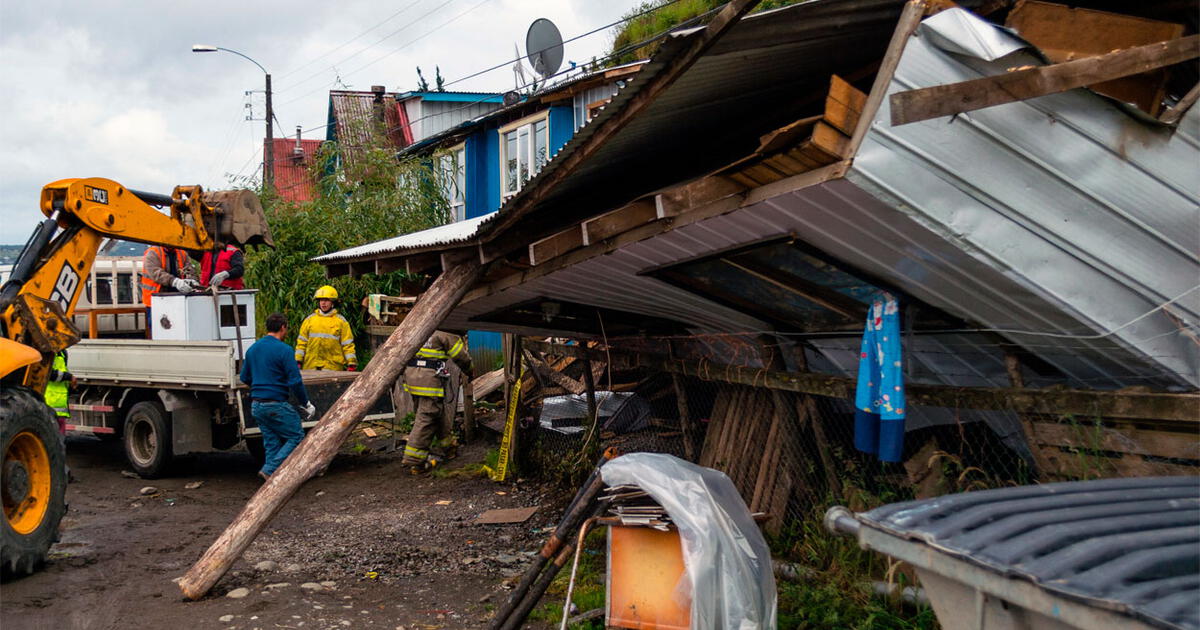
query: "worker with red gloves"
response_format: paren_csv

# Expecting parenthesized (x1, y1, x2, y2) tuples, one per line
(294, 285, 357, 371)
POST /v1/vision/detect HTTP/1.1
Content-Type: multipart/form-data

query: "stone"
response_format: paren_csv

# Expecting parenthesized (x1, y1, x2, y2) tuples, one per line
(184, 481, 204, 490)
(226, 587, 250, 599)
(254, 560, 278, 571)
(285, 563, 302, 572)
(139, 486, 158, 496)
(315, 491, 326, 497)
(266, 582, 290, 589)
(320, 581, 337, 588)
(494, 553, 519, 564)
(341, 622, 351, 627)
(219, 614, 234, 622)
(300, 582, 324, 591)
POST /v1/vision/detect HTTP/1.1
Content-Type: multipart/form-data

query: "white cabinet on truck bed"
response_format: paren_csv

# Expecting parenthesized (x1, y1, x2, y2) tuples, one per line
(151, 289, 255, 359)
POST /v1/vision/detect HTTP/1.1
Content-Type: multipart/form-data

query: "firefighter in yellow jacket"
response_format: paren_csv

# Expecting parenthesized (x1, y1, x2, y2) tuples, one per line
(402, 330, 472, 473)
(295, 286, 357, 371)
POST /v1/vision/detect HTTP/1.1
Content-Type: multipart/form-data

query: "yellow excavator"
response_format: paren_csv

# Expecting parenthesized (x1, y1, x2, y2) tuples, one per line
(0, 177, 270, 577)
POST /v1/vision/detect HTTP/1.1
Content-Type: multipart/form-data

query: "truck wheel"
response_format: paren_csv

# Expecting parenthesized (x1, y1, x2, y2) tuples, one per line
(123, 401, 172, 478)
(244, 437, 265, 466)
(1, 387, 68, 579)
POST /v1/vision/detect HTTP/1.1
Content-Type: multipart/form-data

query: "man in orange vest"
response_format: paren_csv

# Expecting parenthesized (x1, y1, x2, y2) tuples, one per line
(141, 246, 198, 324)
(198, 244, 246, 290)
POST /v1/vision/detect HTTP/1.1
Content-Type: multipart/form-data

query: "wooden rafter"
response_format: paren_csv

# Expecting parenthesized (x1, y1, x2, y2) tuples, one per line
(890, 35, 1200, 126)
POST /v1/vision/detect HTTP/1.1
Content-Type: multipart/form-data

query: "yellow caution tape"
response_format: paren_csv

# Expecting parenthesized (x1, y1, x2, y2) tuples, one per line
(490, 364, 524, 482)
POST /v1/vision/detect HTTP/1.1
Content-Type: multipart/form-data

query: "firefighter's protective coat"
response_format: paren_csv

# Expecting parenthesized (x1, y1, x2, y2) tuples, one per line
(295, 308, 356, 370)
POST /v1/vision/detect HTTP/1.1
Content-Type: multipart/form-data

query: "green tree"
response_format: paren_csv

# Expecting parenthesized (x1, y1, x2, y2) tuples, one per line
(242, 117, 455, 364)
(607, 0, 804, 66)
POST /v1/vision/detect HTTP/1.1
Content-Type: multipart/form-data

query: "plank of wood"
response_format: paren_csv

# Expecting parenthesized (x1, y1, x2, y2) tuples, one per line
(471, 368, 506, 399)
(848, 0, 928, 155)
(671, 374, 697, 462)
(1006, 0, 1184, 115)
(825, 75, 868, 136)
(529, 228, 584, 266)
(756, 114, 823, 154)
(582, 200, 658, 246)
(1031, 421, 1200, 461)
(179, 252, 485, 600)
(891, 35, 1200, 126)
(474, 506, 540, 525)
(810, 121, 851, 159)
(700, 385, 731, 467)
(527, 353, 587, 395)
(1160, 82, 1200, 125)
(750, 393, 785, 510)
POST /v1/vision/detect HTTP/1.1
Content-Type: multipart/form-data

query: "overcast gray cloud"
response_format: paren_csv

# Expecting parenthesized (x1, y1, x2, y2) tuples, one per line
(0, 0, 643, 244)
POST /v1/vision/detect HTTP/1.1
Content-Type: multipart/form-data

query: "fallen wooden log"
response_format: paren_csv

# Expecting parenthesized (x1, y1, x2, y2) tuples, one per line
(471, 367, 505, 399)
(178, 255, 484, 600)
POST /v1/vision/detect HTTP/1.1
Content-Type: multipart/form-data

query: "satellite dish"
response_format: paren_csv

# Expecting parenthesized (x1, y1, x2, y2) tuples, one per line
(525, 18, 564, 78)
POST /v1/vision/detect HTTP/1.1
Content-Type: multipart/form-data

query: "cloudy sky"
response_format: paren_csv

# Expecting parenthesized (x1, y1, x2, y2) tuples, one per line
(0, 0, 646, 244)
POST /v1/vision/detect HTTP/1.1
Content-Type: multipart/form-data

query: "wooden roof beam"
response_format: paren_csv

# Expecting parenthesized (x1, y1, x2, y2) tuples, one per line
(890, 34, 1200, 126)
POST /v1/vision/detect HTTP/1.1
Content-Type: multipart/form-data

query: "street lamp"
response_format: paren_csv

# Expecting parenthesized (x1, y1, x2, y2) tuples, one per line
(192, 44, 274, 190)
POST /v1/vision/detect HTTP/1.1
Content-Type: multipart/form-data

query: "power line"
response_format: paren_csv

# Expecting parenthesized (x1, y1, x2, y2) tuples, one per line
(441, 0, 685, 90)
(274, 0, 460, 96)
(275, 0, 430, 81)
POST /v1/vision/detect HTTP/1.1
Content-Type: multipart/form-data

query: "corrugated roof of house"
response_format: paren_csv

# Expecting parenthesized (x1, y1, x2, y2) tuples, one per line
(327, 90, 413, 154)
(268, 138, 323, 203)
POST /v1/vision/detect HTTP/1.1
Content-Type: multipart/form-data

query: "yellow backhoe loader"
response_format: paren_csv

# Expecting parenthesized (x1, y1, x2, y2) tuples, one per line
(0, 177, 270, 577)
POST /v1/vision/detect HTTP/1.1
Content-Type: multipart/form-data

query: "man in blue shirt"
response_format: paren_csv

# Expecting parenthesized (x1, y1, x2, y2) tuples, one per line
(240, 312, 316, 480)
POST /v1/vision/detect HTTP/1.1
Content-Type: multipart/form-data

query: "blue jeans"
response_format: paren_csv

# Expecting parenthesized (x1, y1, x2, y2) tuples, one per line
(252, 401, 304, 476)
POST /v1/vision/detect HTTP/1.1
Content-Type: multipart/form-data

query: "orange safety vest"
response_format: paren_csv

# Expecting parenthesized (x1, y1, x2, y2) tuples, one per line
(200, 245, 245, 290)
(141, 246, 190, 306)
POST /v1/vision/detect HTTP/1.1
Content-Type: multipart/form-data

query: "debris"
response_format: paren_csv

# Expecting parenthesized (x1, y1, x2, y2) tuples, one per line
(139, 486, 159, 496)
(285, 563, 302, 572)
(185, 481, 205, 490)
(300, 582, 324, 591)
(320, 581, 337, 588)
(266, 583, 290, 589)
(226, 587, 250, 599)
(255, 560, 278, 571)
(364, 571, 379, 579)
(495, 491, 507, 495)
(362, 427, 378, 437)
(435, 500, 453, 506)
(315, 491, 325, 498)
(164, 498, 176, 506)
(219, 614, 234, 622)
(121, 470, 141, 479)
(474, 506, 539, 525)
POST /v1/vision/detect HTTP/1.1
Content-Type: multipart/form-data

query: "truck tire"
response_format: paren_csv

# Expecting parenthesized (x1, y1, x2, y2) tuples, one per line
(1, 387, 68, 579)
(123, 401, 172, 478)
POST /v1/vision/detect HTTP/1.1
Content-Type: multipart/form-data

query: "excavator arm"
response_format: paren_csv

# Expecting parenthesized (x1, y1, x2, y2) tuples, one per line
(0, 177, 269, 392)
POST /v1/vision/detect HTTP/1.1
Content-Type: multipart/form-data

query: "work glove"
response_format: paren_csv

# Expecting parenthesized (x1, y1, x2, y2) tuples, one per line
(297, 361, 304, 370)
(303, 401, 317, 420)
(172, 277, 195, 293)
(347, 365, 356, 372)
(208, 271, 230, 288)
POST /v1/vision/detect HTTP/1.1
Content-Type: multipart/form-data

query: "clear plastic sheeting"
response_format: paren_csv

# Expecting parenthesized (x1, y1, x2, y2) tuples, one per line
(601, 453, 777, 629)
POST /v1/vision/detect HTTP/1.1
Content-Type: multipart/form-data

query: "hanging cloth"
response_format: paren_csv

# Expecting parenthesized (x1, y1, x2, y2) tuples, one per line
(853, 292, 907, 462)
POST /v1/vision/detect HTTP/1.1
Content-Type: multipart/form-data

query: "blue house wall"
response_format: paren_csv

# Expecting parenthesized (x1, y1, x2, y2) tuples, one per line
(462, 104, 578, 366)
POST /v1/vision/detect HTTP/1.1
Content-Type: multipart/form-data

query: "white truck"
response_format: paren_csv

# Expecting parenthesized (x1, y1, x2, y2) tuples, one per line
(63, 290, 391, 477)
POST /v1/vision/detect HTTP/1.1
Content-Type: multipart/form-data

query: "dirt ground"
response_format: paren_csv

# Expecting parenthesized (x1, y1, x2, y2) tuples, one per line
(1, 435, 569, 630)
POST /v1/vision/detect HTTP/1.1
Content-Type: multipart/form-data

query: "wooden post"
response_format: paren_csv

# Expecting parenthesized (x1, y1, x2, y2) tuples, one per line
(178, 255, 484, 600)
(462, 377, 476, 443)
(671, 373, 697, 462)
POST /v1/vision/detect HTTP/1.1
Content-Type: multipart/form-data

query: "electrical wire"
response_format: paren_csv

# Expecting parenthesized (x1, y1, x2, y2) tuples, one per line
(441, 0, 686, 90)
(275, 0, 430, 81)
(274, 0, 464, 98)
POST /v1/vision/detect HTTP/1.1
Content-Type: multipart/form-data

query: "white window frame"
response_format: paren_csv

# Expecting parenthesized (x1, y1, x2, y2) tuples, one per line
(498, 112, 549, 201)
(436, 143, 467, 222)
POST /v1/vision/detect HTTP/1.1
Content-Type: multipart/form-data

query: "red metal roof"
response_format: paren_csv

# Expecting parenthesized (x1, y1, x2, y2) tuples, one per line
(267, 138, 324, 203)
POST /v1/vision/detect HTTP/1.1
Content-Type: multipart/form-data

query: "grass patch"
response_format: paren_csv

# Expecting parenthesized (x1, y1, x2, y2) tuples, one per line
(529, 527, 607, 629)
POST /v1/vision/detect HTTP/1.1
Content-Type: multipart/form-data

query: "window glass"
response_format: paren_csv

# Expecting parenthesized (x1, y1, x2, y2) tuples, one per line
(504, 131, 518, 194)
(534, 120, 548, 171)
(518, 127, 530, 186)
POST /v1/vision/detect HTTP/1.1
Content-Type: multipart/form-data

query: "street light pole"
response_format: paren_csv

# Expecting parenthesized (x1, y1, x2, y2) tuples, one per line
(192, 44, 274, 190)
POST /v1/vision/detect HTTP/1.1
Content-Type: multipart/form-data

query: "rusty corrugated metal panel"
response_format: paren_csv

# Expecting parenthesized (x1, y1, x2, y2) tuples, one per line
(269, 138, 323, 203)
(328, 90, 411, 162)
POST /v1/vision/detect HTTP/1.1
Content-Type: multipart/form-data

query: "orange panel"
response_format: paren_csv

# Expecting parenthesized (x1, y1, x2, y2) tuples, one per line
(607, 526, 691, 630)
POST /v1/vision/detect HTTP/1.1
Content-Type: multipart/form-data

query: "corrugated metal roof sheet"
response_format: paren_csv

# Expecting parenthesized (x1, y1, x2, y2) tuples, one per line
(269, 138, 323, 203)
(858, 476, 1200, 630)
(327, 90, 411, 154)
(846, 8, 1200, 387)
(315, 214, 490, 262)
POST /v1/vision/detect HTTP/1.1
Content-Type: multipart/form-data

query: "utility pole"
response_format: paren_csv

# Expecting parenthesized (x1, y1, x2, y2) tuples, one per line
(264, 73, 274, 191)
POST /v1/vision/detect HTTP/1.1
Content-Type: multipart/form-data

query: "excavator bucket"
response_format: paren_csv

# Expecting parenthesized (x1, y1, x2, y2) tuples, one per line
(205, 189, 274, 248)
